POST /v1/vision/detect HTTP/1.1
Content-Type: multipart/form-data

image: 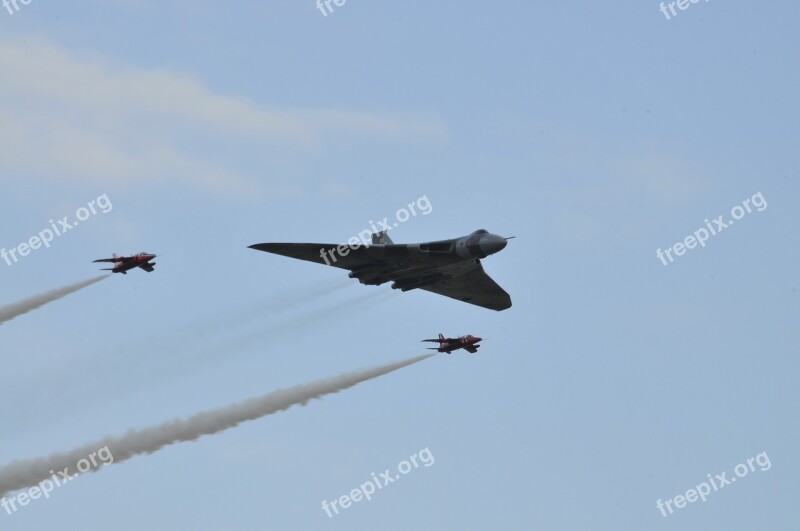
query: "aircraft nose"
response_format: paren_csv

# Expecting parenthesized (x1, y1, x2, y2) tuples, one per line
(479, 234, 507, 256)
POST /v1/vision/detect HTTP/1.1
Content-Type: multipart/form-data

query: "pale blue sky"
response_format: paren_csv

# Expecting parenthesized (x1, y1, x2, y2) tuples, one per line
(1, 1, 798, 529)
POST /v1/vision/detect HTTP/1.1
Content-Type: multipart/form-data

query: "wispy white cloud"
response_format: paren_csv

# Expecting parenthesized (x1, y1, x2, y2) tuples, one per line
(0, 38, 447, 199)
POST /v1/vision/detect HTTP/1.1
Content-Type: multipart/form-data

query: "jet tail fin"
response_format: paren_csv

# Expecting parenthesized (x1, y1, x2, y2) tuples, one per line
(421, 334, 446, 344)
(371, 231, 393, 245)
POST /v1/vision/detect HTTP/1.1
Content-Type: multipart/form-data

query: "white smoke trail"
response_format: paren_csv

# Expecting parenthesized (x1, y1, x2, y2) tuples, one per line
(223, 288, 394, 353)
(190, 277, 350, 340)
(0, 275, 108, 326)
(0, 354, 433, 497)
(0, 284, 391, 422)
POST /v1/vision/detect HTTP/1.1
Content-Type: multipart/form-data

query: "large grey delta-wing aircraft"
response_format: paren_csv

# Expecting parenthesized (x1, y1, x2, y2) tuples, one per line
(248, 229, 512, 311)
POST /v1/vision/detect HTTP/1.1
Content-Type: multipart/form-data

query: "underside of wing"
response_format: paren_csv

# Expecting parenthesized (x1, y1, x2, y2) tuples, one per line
(248, 243, 408, 272)
(418, 261, 511, 311)
(464, 346, 478, 353)
(249, 241, 512, 311)
(92, 258, 118, 263)
(139, 263, 155, 272)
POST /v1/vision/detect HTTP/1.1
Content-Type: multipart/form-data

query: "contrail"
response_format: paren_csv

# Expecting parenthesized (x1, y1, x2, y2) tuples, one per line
(0, 353, 433, 497)
(223, 288, 394, 353)
(0, 284, 392, 421)
(0, 275, 108, 326)
(190, 277, 350, 340)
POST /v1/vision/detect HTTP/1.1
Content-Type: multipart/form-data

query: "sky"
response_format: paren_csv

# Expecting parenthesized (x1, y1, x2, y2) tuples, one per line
(0, 1, 798, 529)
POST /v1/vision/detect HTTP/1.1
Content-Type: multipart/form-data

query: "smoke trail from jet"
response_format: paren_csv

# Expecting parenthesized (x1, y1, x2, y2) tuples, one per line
(224, 288, 394, 352)
(0, 353, 433, 497)
(0, 275, 108, 326)
(191, 277, 350, 340)
(0, 284, 392, 421)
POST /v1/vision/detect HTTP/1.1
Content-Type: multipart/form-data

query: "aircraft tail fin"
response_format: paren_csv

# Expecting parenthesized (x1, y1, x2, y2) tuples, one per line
(371, 231, 393, 245)
(421, 334, 446, 344)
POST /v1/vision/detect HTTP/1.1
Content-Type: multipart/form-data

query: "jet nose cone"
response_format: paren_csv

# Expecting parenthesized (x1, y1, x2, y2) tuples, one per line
(479, 234, 507, 256)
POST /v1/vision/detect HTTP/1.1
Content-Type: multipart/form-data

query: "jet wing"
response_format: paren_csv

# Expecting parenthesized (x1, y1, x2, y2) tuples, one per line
(249, 242, 511, 311)
(464, 346, 478, 353)
(248, 243, 407, 271)
(139, 263, 155, 272)
(92, 258, 119, 263)
(418, 261, 511, 311)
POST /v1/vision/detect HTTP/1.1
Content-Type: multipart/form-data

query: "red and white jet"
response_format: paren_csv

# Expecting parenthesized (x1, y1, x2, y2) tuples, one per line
(422, 333, 482, 354)
(93, 252, 156, 274)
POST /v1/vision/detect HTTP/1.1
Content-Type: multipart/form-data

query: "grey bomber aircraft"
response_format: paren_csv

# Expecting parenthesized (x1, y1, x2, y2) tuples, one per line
(248, 229, 512, 311)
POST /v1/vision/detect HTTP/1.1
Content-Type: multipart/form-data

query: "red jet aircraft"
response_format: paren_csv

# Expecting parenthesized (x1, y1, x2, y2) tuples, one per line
(93, 252, 156, 274)
(422, 333, 482, 354)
